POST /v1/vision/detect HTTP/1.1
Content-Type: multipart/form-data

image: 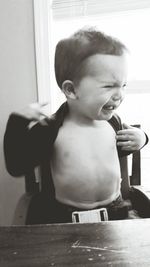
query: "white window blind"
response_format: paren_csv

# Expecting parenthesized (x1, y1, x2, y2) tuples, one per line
(52, 0, 150, 20)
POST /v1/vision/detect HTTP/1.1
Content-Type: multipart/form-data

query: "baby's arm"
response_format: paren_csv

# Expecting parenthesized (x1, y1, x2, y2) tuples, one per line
(15, 103, 49, 125)
(116, 123, 148, 151)
(4, 103, 51, 177)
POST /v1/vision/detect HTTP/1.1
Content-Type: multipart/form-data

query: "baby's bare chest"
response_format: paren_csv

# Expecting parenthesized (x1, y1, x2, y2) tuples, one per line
(53, 121, 117, 163)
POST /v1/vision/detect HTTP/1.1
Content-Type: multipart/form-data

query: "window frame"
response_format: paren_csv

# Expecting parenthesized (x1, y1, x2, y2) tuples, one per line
(33, 0, 53, 112)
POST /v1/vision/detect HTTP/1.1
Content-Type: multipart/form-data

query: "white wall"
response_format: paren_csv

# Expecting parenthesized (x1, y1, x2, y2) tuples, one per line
(0, 0, 37, 225)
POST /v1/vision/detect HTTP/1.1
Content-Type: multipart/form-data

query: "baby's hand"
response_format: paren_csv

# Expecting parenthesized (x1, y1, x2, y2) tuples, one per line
(116, 123, 146, 151)
(16, 102, 49, 124)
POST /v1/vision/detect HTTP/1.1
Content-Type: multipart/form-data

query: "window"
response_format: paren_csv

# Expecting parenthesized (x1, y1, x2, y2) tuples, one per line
(33, 0, 150, 186)
(50, 5, 150, 108)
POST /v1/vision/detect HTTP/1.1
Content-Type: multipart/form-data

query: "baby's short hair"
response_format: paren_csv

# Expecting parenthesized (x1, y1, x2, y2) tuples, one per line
(55, 27, 127, 89)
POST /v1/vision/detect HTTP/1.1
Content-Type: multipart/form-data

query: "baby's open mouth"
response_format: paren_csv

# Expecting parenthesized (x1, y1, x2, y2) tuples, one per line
(103, 104, 115, 110)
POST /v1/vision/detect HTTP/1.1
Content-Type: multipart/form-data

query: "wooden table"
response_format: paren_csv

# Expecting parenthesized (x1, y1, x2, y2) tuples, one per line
(0, 219, 150, 267)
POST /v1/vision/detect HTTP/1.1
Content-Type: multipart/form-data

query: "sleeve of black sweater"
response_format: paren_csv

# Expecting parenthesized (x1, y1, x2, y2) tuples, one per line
(3, 113, 55, 177)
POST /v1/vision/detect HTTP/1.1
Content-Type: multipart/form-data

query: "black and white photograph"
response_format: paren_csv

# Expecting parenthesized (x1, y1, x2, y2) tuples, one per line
(0, 0, 150, 266)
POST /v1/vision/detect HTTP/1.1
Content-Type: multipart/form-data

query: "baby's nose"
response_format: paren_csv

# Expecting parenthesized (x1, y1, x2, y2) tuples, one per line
(112, 88, 124, 101)
(112, 94, 121, 101)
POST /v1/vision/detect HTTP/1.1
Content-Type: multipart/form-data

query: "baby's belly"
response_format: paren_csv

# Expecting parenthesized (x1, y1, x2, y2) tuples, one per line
(51, 149, 121, 209)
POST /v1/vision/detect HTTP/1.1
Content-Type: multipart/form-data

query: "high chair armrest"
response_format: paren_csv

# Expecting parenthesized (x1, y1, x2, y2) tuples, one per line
(133, 185, 150, 200)
(129, 186, 150, 218)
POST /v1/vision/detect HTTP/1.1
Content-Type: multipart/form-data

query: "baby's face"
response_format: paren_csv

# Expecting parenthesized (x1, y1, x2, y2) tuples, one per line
(73, 53, 128, 121)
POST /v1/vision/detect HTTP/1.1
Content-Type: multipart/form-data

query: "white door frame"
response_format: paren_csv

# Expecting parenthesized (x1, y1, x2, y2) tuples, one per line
(33, 0, 53, 112)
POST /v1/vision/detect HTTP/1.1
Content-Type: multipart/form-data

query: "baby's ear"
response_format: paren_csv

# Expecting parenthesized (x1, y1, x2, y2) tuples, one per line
(62, 80, 76, 99)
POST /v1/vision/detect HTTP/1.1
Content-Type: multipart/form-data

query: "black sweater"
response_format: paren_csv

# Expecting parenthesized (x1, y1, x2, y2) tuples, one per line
(4, 102, 148, 192)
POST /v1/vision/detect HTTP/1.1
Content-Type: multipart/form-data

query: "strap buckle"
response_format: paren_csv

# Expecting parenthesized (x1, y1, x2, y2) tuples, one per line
(72, 208, 108, 223)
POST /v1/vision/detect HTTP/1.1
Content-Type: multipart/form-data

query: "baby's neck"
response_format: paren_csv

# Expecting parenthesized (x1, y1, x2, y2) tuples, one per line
(66, 103, 91, 124)
(66, 108, 97, 127)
